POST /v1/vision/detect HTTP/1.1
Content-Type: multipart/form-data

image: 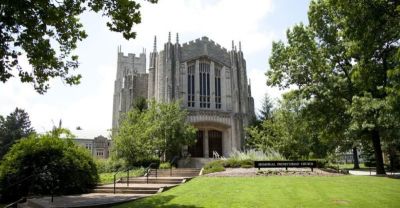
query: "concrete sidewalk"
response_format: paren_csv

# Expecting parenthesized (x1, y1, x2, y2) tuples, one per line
(21, 193, 149, 208)
(349, 170, 400, 176)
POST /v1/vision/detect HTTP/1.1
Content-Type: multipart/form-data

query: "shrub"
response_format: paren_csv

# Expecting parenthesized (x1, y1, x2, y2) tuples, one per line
(240, 159, 253, 168)
(203, 160, 225, 174)
(229, 149, 285, 161)
(224, 158, 254, 168)
(159, 162, 171, 169)
(95, 158, 128, 173)
(130, 158, 160, 168)
(224, 158, 242, 168)
(0, 131, 99, 202)
(314, 159, 328, 168)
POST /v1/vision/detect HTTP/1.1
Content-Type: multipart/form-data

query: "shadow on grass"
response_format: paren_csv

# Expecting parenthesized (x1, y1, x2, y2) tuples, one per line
(117, 195, 203, 208)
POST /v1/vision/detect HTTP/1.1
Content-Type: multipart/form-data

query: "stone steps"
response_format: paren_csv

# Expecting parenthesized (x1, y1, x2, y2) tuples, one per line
(147, 168, 201, 177)
(119, 177, 184, 184)
(92, 186, 159, 194)
(17, 168, 201, 207)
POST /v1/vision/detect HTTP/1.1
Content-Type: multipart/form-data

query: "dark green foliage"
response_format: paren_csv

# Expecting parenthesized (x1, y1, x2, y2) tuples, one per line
(267, 0, 400, 174)
(361, 142, 376, 167)
(130, 158, 160, 168)
(313, 159, 328, 168)
(240, 160, 253, 168)
(132, 96, 148, 112)
(0, 0, 157, 93)
(95, 158, 128, 173)
(259, 93, 274, 121)
(114, 100, 196, 165)
(223, 158, 254, 168)
(203, 159, 255, 174)
(203, 160, 225, 174)
(0, 130, 98, 202)
(247, 93, 338, 160)
(159, 162, 171, 169)
(0, 108, 35, 159)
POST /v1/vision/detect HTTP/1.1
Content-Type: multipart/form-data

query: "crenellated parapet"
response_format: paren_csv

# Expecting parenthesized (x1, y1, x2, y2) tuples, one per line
(181, 36, 231, 67)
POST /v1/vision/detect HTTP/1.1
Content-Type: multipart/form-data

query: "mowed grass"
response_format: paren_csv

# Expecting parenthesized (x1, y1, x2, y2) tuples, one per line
(99, 168, 144, 184)
(114, 176, 400, 208)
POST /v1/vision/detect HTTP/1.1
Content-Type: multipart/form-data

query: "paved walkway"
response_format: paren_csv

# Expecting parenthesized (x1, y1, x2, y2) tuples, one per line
(24, 193, 149, 208)
(100, 182, 177, 188)
(349, 170, 400, 176)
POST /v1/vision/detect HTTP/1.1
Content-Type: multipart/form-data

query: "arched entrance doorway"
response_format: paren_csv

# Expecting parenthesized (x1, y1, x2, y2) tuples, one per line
(208, 130, 222, 157)
(188, 128, 224, 158)
(188, 130, 204, 157)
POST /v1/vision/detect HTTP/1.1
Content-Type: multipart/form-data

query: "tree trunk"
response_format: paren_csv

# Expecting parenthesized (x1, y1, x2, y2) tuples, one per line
(388, 145, 397, 171)
(371, 129, 386, 174)
(352, 147, 360, 169)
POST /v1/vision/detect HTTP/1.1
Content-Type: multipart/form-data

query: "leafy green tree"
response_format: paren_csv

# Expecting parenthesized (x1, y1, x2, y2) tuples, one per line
(132, 96, 148, 112)
(259, 93, 274, 121)
(267, 0, 400, 174)
(0, 108, 35, 159)
(113, 100, 196, 165)
(0, 0, 157, 93)
(0, 128, 98, 202)
(247, 92, 336, 159)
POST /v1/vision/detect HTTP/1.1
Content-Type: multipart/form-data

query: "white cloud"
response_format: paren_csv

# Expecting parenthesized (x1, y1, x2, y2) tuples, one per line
(132, 0, 275, 55)
(248, 68, 284, 114)
(1, 0, 284, 138)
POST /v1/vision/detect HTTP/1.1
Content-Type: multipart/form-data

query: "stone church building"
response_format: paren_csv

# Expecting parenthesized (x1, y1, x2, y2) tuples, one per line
(112, 33, 255, 160)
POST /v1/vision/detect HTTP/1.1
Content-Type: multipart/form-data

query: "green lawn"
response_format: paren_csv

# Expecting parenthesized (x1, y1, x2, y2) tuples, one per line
(114, 176, 400, 208)
(99, 168, 144, 184)
(333, 163, 367, 170)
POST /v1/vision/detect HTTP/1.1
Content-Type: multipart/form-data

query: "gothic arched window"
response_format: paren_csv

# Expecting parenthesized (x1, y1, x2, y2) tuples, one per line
(215, 65, 222, 109)
(199, 60, 210, 108)
(187, 62, 195, 107)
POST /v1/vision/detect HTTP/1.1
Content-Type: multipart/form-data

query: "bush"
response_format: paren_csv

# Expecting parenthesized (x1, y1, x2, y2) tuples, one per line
(95, 158, 128, 173)
(203, 160, 225, 174)
(224, 158, 254, 168)
(0, 131, 99, 202)
(314, 159, 328, 168)
(130, 158, 160, 168)
(224, 158, 242, 168)
(240, 159, 253, 168)
(159, 162, 171, 169)
(229, 149, 285, 161)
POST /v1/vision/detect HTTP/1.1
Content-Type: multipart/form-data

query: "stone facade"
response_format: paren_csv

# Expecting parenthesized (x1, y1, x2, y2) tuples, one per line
(73, 135, 112, 159)
(112, 48, 148, 131)
(112, 34, 255, 158)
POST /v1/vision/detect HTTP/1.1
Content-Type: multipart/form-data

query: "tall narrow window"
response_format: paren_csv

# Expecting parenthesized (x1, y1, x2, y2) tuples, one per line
(187, 63, 195, 107)
(199, 60, 210, 108)
(119, 92, 122, 111)
(215, 66, 221, 109)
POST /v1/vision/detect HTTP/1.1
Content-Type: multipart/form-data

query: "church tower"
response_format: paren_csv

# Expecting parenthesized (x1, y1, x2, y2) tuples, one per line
(112, 33, 255, 161)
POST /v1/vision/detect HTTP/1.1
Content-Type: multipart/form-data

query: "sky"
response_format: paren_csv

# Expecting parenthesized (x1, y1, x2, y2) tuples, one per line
(0, 0, 310, 138)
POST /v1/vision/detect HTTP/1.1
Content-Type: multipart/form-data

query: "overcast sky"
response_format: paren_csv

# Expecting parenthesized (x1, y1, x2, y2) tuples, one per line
(0, 0, 310, 138)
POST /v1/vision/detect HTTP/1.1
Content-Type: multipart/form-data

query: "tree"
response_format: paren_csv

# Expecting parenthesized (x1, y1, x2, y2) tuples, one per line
(267, 0, 400, 174)
(247, 91, 338, 159)
(0, 128, 98, 202)
(0, 0, 157, 93)
(132, 96, 148, 112)
(259, 93, 274, 121)
(0, 108, 35, 159)
(113, 100, 196, 165)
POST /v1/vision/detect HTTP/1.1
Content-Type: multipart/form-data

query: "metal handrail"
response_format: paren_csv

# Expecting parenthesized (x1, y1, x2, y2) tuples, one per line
(1, 169, 57, 203)
(145, 163, 158, 184)
(113, 170, 121, 194)
(113, 167, 132, 194)
(169, 156, 179, 176)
